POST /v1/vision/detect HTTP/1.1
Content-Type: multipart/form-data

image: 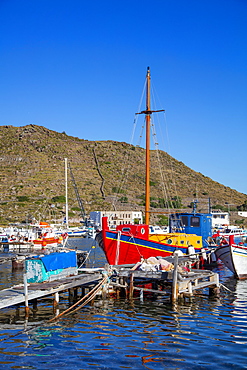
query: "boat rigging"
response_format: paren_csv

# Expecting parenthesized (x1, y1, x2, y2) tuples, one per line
(136, 67, 164, 225)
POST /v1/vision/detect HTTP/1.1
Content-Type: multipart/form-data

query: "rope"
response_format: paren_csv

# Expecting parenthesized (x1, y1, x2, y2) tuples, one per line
(61, 276, 109, 316)
(110, 77, 146, 211)
(48, 275, 108, 322)
(128, 234, 144, 259)
(77, 248, 91, 268)
(220, 283, 235, 293)
(150, 82, 181, 213)
(0, 274, 108, 343)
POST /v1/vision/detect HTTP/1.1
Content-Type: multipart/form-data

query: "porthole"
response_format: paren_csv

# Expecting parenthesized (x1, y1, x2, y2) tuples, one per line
(122, 228, 131, 232)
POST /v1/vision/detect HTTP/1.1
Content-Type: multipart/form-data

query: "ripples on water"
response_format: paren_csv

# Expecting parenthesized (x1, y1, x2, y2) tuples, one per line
(0, 239, 247, 369)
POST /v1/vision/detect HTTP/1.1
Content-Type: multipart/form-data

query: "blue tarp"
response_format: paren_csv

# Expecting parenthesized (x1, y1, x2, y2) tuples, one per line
(40, 251, 77, 272)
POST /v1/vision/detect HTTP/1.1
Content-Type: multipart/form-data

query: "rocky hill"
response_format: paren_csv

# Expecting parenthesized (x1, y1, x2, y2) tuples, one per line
(0, 124, 246, 226)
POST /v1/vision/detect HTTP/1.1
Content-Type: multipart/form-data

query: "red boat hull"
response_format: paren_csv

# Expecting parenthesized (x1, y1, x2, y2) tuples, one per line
(96, 218, 203, 265)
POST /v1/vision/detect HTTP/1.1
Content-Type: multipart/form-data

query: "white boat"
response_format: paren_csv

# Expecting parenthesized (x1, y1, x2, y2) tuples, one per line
(66, 227, 88, 237)
(218, 226, 247, 239)
(215, 236, 247, 279)
(54, 226, 87, 238)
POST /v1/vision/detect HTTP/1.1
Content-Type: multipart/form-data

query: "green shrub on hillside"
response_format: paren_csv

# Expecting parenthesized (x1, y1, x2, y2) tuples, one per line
(51, 195, 66, 203)
(16, 196, 29, 202)
(157, 215, 168, 226)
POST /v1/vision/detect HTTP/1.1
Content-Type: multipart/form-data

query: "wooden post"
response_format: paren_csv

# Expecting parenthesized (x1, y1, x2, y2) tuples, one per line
(140, 288, 144, 302)
(171, 254, 178, 303)
(32, 299, 38, 311)
(53, 292, 59, 308)
(152, 281, 158, 298)
(15, 306, 20, 320)
(102, 282, 107, 299)
(23, 273, 29, 316)
(209, 273, 220, 296)
(187, 281, 193, 302)
(116, 277, 120, 299)
(129, 273, 134, 299)
(81, 286, 85, 297)
(68, 288, 74, 303)
(120, 277, 126, 298)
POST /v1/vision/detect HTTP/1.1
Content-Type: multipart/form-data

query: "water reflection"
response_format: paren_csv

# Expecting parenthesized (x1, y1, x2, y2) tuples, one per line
(0, 239, 247, 368)
(226, 279, 247, 344)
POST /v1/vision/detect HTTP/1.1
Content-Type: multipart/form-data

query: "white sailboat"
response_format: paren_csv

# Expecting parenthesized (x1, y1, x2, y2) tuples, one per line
(55, 158, 88, 238)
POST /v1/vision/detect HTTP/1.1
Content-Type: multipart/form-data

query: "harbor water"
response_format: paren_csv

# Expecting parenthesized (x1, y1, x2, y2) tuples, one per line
(0, 238, 247, 369)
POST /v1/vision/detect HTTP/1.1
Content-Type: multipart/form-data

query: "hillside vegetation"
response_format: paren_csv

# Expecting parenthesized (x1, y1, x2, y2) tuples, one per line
(0, 124, 246, 226)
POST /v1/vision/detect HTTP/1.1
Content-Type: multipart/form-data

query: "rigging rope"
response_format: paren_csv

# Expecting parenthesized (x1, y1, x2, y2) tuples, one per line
(111, 79, 146, 211)
(149, 83, 181, 214)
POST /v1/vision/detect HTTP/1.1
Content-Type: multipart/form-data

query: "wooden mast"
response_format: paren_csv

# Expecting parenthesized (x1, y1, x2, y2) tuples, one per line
(145, 67, 151, 225)
(136, 67, 164, 225)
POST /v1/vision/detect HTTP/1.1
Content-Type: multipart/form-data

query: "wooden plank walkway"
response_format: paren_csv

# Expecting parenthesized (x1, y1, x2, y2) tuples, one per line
(0, 272, 103, 310)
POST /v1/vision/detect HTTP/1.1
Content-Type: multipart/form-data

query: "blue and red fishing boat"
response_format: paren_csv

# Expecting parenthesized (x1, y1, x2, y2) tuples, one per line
(96, 68, 207, 265)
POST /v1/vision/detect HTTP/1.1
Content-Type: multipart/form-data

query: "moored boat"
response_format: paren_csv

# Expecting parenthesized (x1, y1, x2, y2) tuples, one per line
(96, 217, 204, 265)
(215, 235, 247, 279)
(96, 67, 208, 265)
(54, 226, 88, 238)
(218, 226, 247, 240)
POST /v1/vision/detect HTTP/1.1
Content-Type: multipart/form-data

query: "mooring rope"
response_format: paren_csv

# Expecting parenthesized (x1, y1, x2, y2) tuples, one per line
(48, 274, 108, 322)
(219, 283, 235, 293)
(0, 274, 108, 343)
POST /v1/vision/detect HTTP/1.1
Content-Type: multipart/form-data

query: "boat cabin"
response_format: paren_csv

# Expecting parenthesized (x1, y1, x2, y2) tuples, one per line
(169, 212, 212, 247)
(116, 224, 149, 238)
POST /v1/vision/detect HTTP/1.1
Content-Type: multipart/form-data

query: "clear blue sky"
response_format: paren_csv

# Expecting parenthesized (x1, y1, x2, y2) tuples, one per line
(1, 0, 247, 195)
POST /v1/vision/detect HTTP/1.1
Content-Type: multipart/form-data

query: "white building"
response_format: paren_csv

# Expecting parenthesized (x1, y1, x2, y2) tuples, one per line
(211, 211, 229, 228)
(238, 211, 247, 218)
(90, 211, 143, 229)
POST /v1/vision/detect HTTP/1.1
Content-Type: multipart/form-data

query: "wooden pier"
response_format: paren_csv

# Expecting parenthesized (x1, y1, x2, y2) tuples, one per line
(109, 254, 220, 302)
(0, 254, 220, 316)
(0, 270, 103, 311)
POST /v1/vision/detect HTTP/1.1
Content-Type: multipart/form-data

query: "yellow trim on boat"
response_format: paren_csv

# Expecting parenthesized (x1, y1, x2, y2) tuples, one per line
(106, 231, 203, 253)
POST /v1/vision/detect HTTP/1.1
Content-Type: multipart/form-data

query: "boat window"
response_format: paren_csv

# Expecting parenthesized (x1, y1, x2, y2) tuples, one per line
(180, 240, 184, 244)
(181, 216, 188, 227)
(122, 227, 131, 232)
(190, 217, 200, 227)
(167, 239, 173, 244)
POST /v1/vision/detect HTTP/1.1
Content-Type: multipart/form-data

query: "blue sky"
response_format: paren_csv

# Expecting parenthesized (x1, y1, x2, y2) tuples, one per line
(1, 0, 247, 195)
